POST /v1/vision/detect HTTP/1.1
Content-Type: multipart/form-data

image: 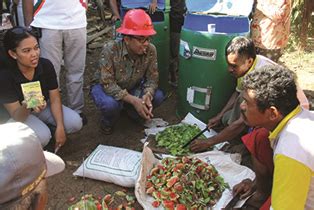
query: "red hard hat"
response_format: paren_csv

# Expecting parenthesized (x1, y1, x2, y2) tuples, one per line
(116, 9, 156, 36)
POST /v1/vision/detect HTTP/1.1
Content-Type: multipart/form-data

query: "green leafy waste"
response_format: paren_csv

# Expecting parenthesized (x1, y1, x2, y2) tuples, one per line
(156, 124, 207, 156)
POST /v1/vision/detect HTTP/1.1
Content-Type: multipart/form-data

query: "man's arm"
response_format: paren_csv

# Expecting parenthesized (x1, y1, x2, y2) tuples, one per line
(207, 91, 239, 128)
(149, 0, 157, 14)
(122, 93, 153, 120)
(190, 117, 246, 152)
(210, 117, 246, 144)
(99, 43, 127, 101)
(142, 44, 158, 98)
(49, 89, 66, 149)
(296, 82, 310, 109)
(99, 43, 153, 120)
(109, 0, 121, 21)
(22, 0, 34, 27)
(272, 154, 312, 210)
(218, 91, 239, 117)
(123, 44, 158, 120)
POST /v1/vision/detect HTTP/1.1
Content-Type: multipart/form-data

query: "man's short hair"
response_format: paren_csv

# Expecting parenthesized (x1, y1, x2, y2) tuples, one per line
(242, 65, 299, 116)
(225, 36, 256, 60)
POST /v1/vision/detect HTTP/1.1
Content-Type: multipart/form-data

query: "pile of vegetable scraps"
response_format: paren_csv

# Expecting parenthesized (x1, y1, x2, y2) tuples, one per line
(68, 191, 136, 210)
(156, 124, 207, 155)
(146, 156, 229, 209)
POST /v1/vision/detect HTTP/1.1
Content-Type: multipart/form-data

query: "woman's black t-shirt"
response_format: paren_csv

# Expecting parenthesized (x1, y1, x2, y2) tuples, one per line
(0, 58, 58, 104)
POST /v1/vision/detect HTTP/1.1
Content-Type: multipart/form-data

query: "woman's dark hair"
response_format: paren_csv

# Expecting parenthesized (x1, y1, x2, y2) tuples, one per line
(225, 36, 256, 60)
(1, 27, 37, 68)
(3, 26, 37, 55)
(242, 65, 299, 116)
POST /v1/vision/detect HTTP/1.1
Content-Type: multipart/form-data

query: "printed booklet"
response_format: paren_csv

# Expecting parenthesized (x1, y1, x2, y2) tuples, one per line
(21, 81, 45, 108)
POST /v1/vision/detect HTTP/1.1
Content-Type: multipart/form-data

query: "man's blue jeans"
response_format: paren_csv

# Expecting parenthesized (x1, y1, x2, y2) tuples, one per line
(91, 84, 165, 126)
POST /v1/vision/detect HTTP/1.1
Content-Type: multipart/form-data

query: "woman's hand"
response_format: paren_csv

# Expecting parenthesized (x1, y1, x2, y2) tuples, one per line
(32, 100, 47, 113)
(54, 126, 66, 152)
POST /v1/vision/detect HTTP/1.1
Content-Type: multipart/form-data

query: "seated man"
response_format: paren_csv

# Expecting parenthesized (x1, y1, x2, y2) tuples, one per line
(240, 65, 314, 209)
(91, 9, 165, 134)
(233, 127, 274, 209)
(190, 37, 309, 156)
(0, 122, 65, 210)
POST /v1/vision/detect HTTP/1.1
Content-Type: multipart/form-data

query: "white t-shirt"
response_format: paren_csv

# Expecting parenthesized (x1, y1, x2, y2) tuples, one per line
(31, 0, 87, 29)
(236, 54, 276, 92)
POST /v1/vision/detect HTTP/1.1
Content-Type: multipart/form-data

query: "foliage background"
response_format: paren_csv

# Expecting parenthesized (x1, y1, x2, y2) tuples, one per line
(288, 0, 313, 51)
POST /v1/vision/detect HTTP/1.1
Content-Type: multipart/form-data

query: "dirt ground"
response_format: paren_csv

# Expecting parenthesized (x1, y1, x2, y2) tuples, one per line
(47, 47, 180, 210)
(46, 9, 314, 210)
(46, 30, 181, 209)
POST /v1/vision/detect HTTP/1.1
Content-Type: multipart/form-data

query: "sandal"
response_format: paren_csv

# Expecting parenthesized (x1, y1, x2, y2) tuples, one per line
(100, 124, 113, 135)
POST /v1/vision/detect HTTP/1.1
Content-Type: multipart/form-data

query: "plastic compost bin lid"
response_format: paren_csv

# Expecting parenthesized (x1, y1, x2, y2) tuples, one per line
(121, 0, 165, 10)
(183, 14, 250, 33)
(186, 0, 254, 17)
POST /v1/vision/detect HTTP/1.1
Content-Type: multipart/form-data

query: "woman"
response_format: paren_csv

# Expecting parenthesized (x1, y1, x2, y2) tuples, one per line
(0, 26, 82, 150)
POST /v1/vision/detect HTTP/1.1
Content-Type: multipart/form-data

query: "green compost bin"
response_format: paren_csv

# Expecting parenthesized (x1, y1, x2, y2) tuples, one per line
(119, 0, 171, 93)
(177, 0, 253, 123)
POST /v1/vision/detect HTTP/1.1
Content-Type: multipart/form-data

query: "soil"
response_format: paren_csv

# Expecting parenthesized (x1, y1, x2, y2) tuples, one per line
(46, 9, 314, 210)
(47, 29, 181, 209)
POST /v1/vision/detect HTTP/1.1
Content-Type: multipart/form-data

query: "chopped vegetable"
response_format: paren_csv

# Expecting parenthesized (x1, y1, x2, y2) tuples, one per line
(68, 191, 136, 210)
(146, 157, 229, 209)
(68, 194, 98, 210)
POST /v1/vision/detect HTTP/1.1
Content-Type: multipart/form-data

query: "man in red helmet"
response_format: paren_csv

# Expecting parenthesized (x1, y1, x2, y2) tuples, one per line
(91, 9, 165, 134)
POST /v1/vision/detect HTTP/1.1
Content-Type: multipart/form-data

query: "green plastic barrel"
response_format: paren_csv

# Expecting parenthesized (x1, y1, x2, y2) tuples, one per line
(177, 13, 250, 123)
(118, 0, 171, 93)
(150, 1, 170, 93)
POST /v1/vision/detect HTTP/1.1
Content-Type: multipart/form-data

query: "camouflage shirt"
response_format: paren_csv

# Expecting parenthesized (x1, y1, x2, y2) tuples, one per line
(99, 40, 159, 100)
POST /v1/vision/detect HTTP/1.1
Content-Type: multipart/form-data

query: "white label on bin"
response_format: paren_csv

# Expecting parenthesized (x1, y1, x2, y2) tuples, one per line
(180, 39, 192, 59)
(187, 87, 195, 103)
(207, 24, 216, 33)
(192, 46, 217, 60)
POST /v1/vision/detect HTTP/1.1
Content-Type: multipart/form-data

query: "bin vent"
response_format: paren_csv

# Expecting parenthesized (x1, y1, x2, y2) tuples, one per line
(187, 86, 212, 110)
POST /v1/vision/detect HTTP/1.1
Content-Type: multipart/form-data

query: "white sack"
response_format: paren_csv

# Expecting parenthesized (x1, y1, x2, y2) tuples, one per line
(135, 143, 255, 209)
(73, 145, 141, 187)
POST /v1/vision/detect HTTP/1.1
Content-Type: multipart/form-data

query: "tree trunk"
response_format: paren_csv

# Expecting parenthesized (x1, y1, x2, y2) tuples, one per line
(300, 0, 314, 50)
